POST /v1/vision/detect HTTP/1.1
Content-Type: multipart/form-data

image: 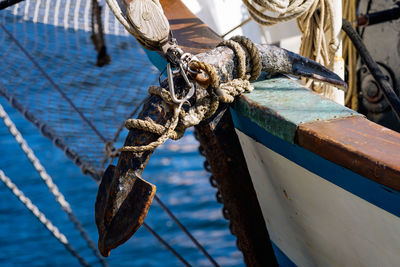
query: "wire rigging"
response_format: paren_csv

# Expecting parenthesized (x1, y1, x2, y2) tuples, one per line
(143, 223, 192, 267)
(0, 2, 220, 265)
(0, 103, 108, 267)
(0, 169, 90, 267)
(0, 19, 218, 267)
(154, 195, 220, 267)
(0, 23, 109, 144)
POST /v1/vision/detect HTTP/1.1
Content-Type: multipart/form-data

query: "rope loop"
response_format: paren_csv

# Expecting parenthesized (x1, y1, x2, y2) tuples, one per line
(120, 36, 261, 153)
(230, 35, 262, 81)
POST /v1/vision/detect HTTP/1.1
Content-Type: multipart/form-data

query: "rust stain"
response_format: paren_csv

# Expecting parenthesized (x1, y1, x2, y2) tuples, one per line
(283, 189, 289, 199)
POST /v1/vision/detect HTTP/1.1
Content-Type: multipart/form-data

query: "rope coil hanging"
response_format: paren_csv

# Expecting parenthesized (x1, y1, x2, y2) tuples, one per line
(241, 0, 339, 93)
(342, 0, 357, 109)
(119, 36, 261, 153)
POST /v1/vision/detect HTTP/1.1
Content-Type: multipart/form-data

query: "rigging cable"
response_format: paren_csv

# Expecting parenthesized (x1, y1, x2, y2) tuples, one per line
(142, 223, 191, 267)
(0, 101, 192, 266)
(154, 195, 219, 267)
(0, 23, 108, 144)
(0, 23, 218, 266)
(0, 170, 90, 267)
(0, 84, 101, 180)
(0, 103, 108, 267)
(0, 16, 218, 267)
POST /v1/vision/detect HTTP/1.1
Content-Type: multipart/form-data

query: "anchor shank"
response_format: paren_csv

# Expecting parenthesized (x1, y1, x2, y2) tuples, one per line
(96, 43, 346, 256)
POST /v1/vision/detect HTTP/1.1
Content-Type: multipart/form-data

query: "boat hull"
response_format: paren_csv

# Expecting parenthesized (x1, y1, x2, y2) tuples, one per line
(233, 110, 400, 266)
(230, 75, 400, 266)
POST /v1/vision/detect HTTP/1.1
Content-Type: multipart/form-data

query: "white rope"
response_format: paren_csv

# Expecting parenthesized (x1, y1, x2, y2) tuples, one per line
(0, 169, 89, 267)
(0, 104, 108, 267)
(242, 0, 315, 25)
(105, 0, 137, 37)
(242, 0, 340, 94)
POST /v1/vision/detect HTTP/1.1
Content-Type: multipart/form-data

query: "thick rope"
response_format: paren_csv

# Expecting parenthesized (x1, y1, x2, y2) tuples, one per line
(342, 0, 357, 110)
(119, 100, 182, 152)
(230, 36, 262, 81)
(242, 0, 315, 26)
(0, 170, 90, 267)
(217, 40, 247, 79)
(0, 104, 108, 267)
(120, 37, 260, 153)
(241, 0, 339, 93)
(297, 0, 338, 93)
(1, 22, 222, 266)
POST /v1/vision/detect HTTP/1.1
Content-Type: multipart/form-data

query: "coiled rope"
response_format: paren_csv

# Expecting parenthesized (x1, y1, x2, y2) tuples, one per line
(119, 36, 262, 153)
(242, 0, 339, 93)
(0, 103, 107, 267)
(0, 170, 89, 267)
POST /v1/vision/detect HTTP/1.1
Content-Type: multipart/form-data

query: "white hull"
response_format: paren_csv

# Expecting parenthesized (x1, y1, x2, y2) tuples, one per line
(236, 129, 400, 266)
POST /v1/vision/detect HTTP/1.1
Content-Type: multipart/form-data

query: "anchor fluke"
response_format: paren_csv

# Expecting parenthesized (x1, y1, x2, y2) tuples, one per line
(95, 165, 156, 257)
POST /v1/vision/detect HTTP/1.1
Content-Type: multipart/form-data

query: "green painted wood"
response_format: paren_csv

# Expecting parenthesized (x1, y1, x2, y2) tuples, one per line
(232, 76, 361, 143)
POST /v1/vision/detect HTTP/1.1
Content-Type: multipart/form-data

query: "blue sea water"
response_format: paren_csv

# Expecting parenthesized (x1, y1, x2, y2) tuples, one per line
(0, 99, 244, 266)
(0, 6, 244, 266)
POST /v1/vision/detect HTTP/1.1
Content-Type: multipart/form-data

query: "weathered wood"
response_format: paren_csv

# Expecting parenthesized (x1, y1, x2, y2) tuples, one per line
(96, 94, 169, 257)
(195, 44, 347, 89)
(125, 0, 170, 48)
(297, 116, 400, 191)
(195, 108, 278, 266)
(96, 165, 156, 257)
(98, 0, 347, 258)
(160, 0, 220, 54)
(95, 40, 346, 257)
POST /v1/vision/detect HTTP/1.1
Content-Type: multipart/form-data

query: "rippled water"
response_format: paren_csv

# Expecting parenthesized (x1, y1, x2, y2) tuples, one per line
(0, 99, 244, 266)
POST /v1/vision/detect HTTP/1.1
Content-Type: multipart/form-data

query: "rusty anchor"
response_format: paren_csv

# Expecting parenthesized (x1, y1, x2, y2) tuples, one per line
(95, 43, 347, 257)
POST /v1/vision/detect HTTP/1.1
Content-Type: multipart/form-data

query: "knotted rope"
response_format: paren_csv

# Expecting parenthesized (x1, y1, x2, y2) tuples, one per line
(242, 0, 339, 93)
(119, 36, 261, 153)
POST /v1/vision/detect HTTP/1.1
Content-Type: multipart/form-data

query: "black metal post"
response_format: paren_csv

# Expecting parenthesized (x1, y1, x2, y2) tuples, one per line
(0, 0, 24, 10)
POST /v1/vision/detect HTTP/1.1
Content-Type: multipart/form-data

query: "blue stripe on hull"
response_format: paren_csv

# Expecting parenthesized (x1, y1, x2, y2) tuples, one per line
(231, 108, 400, 218)
(271, 242, 297, 267)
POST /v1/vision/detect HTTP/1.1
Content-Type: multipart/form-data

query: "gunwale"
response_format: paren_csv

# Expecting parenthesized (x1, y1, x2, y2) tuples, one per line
(159, 0, 400, 193)
(297, 116, 400, 192)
